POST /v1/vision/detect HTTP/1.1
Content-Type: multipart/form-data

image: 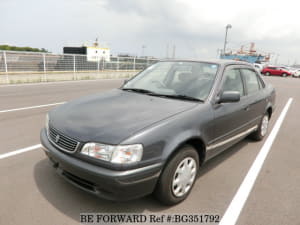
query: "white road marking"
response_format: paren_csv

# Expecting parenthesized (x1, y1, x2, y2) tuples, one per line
(0, 144, 42, 160)
(219, 98, 293, 225)
(0, 102, 65, 113)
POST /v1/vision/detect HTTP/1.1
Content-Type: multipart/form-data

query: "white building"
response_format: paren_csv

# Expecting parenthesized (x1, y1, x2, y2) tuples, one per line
(86, 46, 110, 62)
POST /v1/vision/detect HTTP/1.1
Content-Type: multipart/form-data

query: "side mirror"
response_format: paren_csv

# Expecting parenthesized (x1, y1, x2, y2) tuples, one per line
(218, 91, 240, 103)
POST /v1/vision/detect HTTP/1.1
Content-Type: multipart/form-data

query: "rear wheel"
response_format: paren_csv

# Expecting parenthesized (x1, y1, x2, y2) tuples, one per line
(250, 113, 269, 141)
(154, 145, 199, 205)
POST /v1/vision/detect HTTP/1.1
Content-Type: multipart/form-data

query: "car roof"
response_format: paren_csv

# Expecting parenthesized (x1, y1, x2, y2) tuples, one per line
(159, 59, 252, 67)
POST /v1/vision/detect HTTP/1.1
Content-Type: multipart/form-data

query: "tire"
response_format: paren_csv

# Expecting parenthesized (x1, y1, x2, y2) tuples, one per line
(250, 113, 269, 141)
(154, 145, 199, 205)
(282, 73, 287, 77)
(265, 72, 270, 76)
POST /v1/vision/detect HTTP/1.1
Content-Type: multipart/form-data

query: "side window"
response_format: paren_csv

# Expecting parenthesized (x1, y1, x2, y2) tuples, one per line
(241, 69, 260, 94)
(222, 68, 244, 96)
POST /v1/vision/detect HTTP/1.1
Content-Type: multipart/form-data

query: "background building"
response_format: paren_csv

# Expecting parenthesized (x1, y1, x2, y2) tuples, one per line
(63, 39, 110, 62)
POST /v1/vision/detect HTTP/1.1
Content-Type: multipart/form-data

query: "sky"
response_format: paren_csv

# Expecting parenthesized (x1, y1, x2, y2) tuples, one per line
(1, 0, 300, 64)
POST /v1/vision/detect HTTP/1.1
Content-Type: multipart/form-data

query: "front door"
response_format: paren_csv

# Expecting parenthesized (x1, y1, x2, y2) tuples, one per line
(207, 66, 249, 158)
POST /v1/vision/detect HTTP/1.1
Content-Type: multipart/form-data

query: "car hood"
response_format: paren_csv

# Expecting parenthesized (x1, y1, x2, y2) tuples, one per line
(49, 89, 198, 144)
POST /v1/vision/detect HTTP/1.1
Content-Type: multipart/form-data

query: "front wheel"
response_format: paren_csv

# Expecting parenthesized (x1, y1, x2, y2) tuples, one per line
(154, 145, 199, 205)
(265, 72, 270, 76)
(250, 113, 269, 141)
(282, 73, 287, 77)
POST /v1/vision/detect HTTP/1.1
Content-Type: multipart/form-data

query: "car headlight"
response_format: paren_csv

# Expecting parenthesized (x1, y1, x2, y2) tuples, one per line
(81, 143, 143, 164)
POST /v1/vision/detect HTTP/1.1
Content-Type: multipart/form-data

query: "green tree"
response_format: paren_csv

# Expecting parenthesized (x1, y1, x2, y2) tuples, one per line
(0, 45, 49, 52)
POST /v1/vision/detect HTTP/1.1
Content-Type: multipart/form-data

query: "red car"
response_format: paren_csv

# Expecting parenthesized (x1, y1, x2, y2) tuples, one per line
(261, 66, 292, 77)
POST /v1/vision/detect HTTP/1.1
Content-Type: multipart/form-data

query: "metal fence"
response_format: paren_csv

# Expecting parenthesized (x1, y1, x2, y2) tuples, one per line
(0, 51, 159, 84)
(0, 51, 158, 73)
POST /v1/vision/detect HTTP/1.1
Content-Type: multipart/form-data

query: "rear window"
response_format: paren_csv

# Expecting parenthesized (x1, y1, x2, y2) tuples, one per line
(241, 69, 260, 95)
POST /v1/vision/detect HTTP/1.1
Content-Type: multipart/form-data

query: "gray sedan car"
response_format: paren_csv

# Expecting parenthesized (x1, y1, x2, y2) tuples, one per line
(40, 59, 275, 205)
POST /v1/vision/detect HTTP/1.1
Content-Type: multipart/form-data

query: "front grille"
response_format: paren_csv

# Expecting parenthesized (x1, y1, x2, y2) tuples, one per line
(48, 126, 80, 153)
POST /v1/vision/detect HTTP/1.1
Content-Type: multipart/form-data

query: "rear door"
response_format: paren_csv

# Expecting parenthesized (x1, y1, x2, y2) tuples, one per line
(240, 67, 266, 127)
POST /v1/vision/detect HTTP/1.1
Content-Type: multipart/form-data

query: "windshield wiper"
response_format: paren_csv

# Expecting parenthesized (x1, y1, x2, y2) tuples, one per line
(149, 93, 204, 102)
(122, 88, 204, 102)
(121, 88, 156, 94)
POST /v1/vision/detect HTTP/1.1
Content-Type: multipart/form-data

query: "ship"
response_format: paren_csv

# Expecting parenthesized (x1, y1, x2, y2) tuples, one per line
(220, 42, 270, 64)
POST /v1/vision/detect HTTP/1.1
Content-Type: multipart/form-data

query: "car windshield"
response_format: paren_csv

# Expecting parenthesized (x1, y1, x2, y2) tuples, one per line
(122, 61, 219, 101)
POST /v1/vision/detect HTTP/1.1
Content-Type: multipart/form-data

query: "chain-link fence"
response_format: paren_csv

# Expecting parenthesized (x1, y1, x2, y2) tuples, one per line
(0, 51, 159, 84)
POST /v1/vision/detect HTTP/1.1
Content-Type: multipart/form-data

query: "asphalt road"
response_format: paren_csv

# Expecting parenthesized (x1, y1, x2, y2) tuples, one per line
(0, 77, 299, 225)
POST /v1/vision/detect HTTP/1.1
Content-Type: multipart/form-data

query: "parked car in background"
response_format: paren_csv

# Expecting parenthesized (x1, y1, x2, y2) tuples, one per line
(253, 63, 264, 72)
(292, 69, 300, 78)
(40, 60, 276, 205)
(280, 66, 295, 74)
(261, 66, 292, 77)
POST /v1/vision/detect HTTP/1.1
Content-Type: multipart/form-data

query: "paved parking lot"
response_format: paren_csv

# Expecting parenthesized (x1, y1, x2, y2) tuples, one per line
(0, 77, 299, 225)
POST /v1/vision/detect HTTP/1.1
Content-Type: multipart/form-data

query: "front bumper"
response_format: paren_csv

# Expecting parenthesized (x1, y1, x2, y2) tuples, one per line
(40, 129, 163, 201)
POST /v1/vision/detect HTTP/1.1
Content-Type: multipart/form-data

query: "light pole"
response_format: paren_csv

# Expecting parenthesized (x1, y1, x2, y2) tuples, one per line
(141, 45, 146, 57)
(275, 54, 280, 65)
(223, 24, 232, 55)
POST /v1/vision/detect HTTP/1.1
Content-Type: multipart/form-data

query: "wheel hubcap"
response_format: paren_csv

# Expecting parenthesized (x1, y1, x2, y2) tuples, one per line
(261, 115, 269, 137)
(172, 157, 196, 197)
